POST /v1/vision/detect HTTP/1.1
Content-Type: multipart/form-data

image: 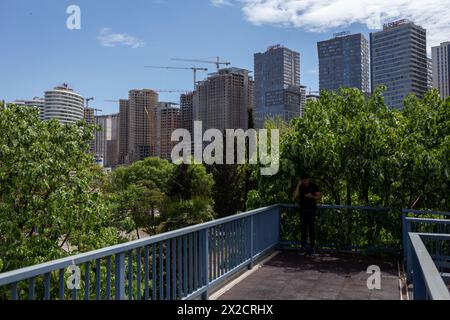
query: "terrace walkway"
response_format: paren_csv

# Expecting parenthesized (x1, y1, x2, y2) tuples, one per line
(215, 251, 402, 300)
(1, 204, 449, 300)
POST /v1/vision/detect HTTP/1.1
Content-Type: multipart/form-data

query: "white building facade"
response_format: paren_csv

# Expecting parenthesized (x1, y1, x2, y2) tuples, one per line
(43, 84, 84, 124)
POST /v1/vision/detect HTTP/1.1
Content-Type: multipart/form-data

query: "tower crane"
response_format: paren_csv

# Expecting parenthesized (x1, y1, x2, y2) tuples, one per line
(105, 89, 187, 118)
(144, 66, 208, 89)
(104, 89, 190, 105)
(171, 57, 231, 71)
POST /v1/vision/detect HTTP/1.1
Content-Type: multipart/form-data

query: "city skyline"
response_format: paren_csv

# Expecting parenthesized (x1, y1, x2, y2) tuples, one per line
(3, 0, 450, 115)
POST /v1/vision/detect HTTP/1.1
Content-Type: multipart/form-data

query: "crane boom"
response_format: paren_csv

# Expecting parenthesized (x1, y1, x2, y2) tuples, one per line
(104, 89, 189, 103)
(144, 65, 208, 88)
(171, 57, 231, 70)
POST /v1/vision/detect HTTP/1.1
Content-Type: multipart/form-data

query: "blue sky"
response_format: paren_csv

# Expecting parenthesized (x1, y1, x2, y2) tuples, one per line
(1, 0, 448, 115)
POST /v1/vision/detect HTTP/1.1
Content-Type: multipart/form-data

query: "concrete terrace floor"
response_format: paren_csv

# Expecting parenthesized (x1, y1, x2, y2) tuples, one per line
(216, 251, 402, 300)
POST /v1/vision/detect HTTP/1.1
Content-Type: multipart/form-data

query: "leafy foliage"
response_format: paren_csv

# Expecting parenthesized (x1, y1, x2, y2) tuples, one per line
(248, 88, 450, 211)
(0, 105, 123, 273)
(161, 163, 215, 231)
(106, 160, 215, 236)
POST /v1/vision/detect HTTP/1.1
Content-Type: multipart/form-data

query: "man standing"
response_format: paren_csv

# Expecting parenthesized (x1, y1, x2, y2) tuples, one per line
(294, 173, 322, 254)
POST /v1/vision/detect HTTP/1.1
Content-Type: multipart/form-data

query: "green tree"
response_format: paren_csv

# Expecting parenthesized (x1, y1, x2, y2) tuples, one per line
(106, 157, 174, 237)
(0, 105, 122, 273)
(162, 163, 215, 231)
(208, 164, 247, 218)
(248, 88, 450, 211)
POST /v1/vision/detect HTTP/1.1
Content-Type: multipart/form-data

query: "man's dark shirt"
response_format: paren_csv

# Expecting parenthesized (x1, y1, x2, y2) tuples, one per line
(298, 183, 320, 212)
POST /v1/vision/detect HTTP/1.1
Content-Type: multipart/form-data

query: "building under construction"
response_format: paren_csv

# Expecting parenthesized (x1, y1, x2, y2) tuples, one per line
(194, 68, 253, 133)
(117, 89, 159, 165)
(156, 102, 182, 161)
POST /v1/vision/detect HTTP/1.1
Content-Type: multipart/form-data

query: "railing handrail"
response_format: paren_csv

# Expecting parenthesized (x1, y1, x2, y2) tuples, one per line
(405, 217, 450, 225)
(414, 232, 450, 241)
(408, 232, 450, 300)
(1, 203, 448, 290)
(0, 204, 279, 286)
(281, 203, 392, 211)
(403, 209, 450, 217)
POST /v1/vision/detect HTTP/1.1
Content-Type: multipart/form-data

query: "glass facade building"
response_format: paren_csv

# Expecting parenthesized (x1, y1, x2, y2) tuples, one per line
(432, 42, 450, 99)
(370, 20, 428, 109)
(318, 33, 370, 94)
(253, 45, 304, 128)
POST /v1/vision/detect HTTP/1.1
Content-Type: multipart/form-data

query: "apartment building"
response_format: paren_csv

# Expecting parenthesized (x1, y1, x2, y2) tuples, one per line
(318, 32, 370, 94)
(156, 102, 182, 161)
(194, 68, 253, 133)
(432, 42, 450, 99)
(253, 45, 304, 128)
(370, 20, 428, 109)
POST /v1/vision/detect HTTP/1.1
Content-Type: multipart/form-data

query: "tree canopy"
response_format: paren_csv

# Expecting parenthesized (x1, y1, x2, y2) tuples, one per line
(0, 105, 122, 272)
(248, 88, 450, 211)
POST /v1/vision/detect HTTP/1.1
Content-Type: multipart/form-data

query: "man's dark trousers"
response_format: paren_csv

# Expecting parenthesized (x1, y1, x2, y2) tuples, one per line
(300, 209, 316, 249)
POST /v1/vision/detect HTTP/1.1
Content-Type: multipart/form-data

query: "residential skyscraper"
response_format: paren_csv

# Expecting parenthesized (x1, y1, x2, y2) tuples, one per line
(194, 68, 253, 133)
(127, 89, 159, 163)
(118, 99, 129, 165)
(427, 58, 433, 91)
(180, 92, 194, 136)
(43, 84, 84, 124)
(253, 45, 302, 128)
(370, 20, 428, 109)
(95, 113, 119, 168)
(84, 108, 95, 154)
(432, 42, 450, 99)
(118, 90, 158, 165)
(156, 102, 181, 161)
(318, 32, 370, 94)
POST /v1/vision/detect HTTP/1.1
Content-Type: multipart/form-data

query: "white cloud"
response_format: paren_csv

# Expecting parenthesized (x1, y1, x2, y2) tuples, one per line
(211, 0, 233, 7)
(97, 28, 145, 49)
(219, 0, 450, 49)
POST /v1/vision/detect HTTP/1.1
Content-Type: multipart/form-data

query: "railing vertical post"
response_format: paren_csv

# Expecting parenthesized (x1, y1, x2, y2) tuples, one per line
(114, 253, 126, 300)
(406, 221, 413, 283)
(277, 205, 282, 250)
(402, 211, 407, 263)
(201, 229, 209, 300)
(249, 215, 254, 270)
(412, 249, 427, 300)
(402, 210, 411, 282)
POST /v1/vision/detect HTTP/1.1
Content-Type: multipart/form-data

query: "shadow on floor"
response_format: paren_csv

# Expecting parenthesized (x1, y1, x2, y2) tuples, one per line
(218, 251, 401, 300)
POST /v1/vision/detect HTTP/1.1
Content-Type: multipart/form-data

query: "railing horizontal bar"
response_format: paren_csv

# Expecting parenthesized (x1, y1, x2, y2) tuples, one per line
(409, 233, 450, 300)
(405, 217, 450, 224)
(415, 233, 450, 241)
(403, 209, 450, 216)
(281, 203, 391, 212)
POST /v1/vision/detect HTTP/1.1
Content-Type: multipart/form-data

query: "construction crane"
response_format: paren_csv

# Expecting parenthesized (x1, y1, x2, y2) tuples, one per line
(105, 89, 189, 105)
(144, 66, 208, 88)
(85, 97, 94, 109)
(171, 57, 231, 71)
(105, 89, 189, 104)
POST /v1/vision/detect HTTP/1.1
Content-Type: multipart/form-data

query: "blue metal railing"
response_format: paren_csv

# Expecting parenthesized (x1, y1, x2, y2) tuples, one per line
(1, 203, 449, 300)
(0, 205, 280, 300)
(280, 204, 399, 253)
(408, 233, 450, 300)
(402, 209, 450, 281)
